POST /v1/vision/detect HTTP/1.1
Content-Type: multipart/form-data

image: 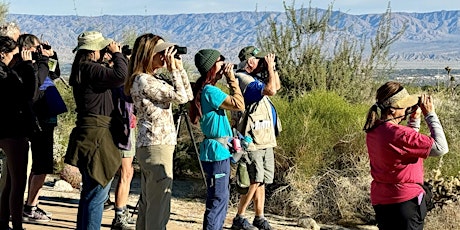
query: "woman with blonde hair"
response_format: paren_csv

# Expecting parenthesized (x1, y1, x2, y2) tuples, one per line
(363, 81, 448, 230)
(124, 33, 193, 230)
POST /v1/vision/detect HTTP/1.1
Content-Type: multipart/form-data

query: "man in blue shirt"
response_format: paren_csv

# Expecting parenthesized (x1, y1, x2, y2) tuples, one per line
(231, 46, 281, 230)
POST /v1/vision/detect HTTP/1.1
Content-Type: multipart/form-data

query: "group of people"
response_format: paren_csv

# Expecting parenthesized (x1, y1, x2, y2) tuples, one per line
(0, 22, 66, 230)
(0, 22, 450, 230)
(62, 31, 281, 230)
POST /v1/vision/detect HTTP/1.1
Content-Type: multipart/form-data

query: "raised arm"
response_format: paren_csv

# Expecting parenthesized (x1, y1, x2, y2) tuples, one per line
(262, 53, 280, 96)
(219, 63, 244, 111)
(419, 94, 449, 156)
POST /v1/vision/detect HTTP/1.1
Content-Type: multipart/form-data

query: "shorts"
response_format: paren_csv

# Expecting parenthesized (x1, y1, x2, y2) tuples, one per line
(30, 122, 56, 175)
(247, 147, 274, 184)
(121, 134, 135, 158)
(121, 148, 135, 158)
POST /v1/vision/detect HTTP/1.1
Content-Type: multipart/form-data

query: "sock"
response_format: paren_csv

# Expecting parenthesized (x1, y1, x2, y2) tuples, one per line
(24, 204, 34, 212)
(255, 215, 265, 220)
(115, 206, 125, 216)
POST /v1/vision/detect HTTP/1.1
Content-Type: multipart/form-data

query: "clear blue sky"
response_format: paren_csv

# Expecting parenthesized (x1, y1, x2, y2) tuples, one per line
(7, 0, 460, 16)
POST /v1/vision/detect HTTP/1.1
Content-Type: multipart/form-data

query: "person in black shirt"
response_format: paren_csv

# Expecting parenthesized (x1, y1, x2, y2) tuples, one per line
(0, 36, 36, 230)
(65, 31, 128, 230)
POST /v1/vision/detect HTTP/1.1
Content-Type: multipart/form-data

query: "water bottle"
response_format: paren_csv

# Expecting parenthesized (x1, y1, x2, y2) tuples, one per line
(232, 138, 242, 152)
(231, 137, 243, 163)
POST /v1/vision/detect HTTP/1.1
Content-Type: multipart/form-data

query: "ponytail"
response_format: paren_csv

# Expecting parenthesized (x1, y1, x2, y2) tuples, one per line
(363, 104, 380, 132)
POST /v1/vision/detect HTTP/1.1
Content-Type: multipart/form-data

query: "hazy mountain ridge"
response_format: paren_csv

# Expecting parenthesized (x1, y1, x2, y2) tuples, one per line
(7, 9, 460, 70)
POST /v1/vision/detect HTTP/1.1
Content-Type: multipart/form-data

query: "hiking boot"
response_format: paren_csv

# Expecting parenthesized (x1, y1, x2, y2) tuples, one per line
(111, 211, 135, 230)
(253, 217, 273, 230)
(231, 216, 257, 230)
(23, 206, 51, 222)
(124, 210, 136, 225)
(104, 199, 115, 211)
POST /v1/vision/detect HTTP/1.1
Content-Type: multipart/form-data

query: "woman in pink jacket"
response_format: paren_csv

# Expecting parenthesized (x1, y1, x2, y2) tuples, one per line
(363, 81, 448, 230)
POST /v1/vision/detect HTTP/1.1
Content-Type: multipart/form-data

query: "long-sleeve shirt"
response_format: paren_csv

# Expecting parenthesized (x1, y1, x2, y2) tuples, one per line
(366, 111, 448, 205)
(131, 69, 193, 147)
(72, 52, 128, 116)
(0, 60, 37, 139)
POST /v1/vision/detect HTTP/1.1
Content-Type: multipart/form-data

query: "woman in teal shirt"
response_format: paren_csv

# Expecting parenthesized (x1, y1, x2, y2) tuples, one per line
(189, 49, 244, 229)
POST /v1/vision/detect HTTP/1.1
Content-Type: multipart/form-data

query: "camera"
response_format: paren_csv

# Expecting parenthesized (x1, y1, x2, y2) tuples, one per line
(222, 63, 238, 70)
(121, 45, 132, 57)
(160, 45, 187, 59)
(256, 56, 280, 71)
(32, 51, 42, 60)
(41, 43, 51, 50)
(172, 45, 187, 59)
(173, 45, 187, 55)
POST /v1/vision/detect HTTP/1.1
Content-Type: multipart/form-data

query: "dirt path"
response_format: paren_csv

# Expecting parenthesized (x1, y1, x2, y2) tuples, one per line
(21, 175, 307, 230)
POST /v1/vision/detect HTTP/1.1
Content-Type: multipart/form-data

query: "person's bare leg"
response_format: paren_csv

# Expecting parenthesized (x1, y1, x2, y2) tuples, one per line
(115, 157, 134, 208)
(253, 184, 265, 217)
(236, 182, 260, 215)
(26, 172, 46, 206)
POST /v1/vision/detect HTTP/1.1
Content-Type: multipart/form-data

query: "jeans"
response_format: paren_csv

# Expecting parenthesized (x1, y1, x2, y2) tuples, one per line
(202, 158, 230, 230)
(76, 169, 112, 230)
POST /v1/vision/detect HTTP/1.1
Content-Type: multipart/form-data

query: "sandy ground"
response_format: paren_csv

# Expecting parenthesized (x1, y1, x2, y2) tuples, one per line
(20, 174, 377, 230)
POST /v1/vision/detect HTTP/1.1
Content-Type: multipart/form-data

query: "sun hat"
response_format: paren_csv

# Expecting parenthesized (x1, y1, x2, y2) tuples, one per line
(72, 31, 113, 53)
(194, 49, 222, 74)
(238, 46, 269, 62)
(153, 40, 176, 53)
(381, 88, 419, 109)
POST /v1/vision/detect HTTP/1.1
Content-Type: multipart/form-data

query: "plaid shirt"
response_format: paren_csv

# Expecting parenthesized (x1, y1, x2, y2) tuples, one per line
(131, 69, 193, 147)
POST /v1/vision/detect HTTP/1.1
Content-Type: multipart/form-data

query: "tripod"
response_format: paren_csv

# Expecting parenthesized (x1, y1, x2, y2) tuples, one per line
(175, 104, 207, 188)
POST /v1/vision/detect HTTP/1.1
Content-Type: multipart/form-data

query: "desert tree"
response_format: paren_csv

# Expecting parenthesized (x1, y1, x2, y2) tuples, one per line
(0, 2, 8, 24)
(257, 1, 405, 102)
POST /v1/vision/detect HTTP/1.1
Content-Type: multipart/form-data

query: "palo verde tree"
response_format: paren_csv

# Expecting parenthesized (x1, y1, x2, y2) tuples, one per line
(0, 2, 8, 24)
(257, 1, 406, 102)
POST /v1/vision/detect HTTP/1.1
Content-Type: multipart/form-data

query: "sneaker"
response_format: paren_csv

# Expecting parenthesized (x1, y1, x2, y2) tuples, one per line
(35, 206, 52, 218)
(23, 206, 51, 222)
(253, 217, 273, 230)
(104, 199, 115, 211)
(124, 210, 136, 225)
(111, 211, 135, 230)
(231, 216, 257, 230)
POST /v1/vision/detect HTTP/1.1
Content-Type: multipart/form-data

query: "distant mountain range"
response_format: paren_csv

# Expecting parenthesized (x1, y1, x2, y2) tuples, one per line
(7, 9, 460, 72)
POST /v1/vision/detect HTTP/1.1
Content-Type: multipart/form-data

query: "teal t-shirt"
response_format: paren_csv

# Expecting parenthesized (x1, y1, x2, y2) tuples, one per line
(199, 85, 232, 162)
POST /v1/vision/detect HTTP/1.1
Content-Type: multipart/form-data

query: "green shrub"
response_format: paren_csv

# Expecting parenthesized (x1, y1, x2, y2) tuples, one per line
(423, 90, 460, 177)
(53, 79, 76, 172)
(268, 91, 373, 222)
(274, 91, 368, 178)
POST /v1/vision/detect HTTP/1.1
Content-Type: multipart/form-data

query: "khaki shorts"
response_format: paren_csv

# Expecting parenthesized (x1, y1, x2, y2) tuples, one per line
(247, 147, 274, 184)
(121, 132, 135, 158)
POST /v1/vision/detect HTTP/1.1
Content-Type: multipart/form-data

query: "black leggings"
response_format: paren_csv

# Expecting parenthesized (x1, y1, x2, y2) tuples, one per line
(373, 196, 427, 230)
(0, 138, 29, 230)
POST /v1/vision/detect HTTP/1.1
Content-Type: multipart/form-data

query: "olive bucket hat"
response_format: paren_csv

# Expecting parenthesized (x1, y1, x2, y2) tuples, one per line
(72, 31, 113, 53)
(238, 46, 269, 62)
